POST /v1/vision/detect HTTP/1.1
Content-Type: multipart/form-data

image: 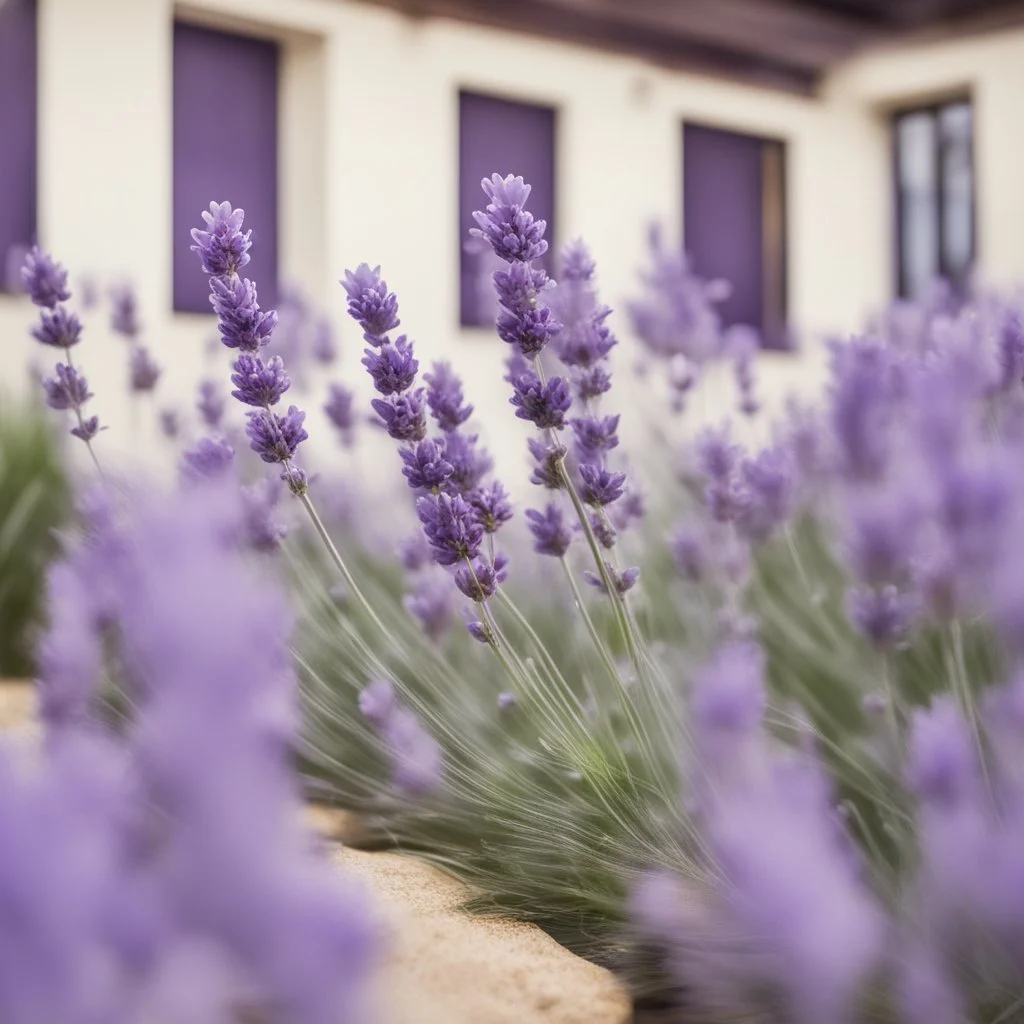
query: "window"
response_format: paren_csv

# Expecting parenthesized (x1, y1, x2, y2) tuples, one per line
(459, 90, 556, 327)
(173, 22, 279, 312)
(683, 123, 788, 350)
(0, 0, 37, 293)
(894, 98, 974, 300)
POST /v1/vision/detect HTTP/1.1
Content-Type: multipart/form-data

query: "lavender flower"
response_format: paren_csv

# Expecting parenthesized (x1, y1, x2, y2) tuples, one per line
(467, 480, 513, 533)
(358, 678, 397, 728)
(384, 708, 443, 795)
(70, 416, 101, 443)
(510, 372, 572, 429)
(129, 345, 161, 393)
(182, 436, 235, 480)
(583, 563, 640, 595)
(397, 533, 432, 572)
(526, 503, 573, 557)
(454, 555, 508, 601)
(528, 439, 566, 490)
(324, 383, 356, 444)
(240, 476, 288, 553)
(578, 464, 626, 507)
(245, 406, 309, 467)
(400, 439, 453, 491)
(190, 200, 252, 276)
(341, 264, 400, 343)
(570, 414, 620, 463)
(403, 575, 454, 642)
(21, 245, 70, 307)
(31, 305, 82, 348)
(312, 317, 337, 364)
(416, 492, 484, 566)
(470, 173, 549, 263)
(444, 431, 494, 493)
(846, 585, 915, 647)
(424, 361, 473, 432)
(371, 390, 427, 443)
(42, 363, 92, 411)
(362, 336, 419, 395)
(230, 353, 290, 407)
(110, 284, 141, 339)
(197, 379, 225, 429)
(208, 274, 278, 352)
(736, 446, 793, 542)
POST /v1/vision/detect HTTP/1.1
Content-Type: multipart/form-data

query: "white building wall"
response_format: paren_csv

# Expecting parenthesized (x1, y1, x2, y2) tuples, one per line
(0, 0, 1021, 490)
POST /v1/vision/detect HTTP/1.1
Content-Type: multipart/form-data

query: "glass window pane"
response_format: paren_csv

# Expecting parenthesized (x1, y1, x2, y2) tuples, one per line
(939, 101, 974, 288)
(896, 111, 938, 300)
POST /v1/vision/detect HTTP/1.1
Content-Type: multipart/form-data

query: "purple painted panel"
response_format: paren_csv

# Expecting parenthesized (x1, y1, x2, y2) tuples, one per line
(0, 0, 37, 294)
(459, 91, 556, 326)
(173, 22, 279, 313)
(684, 123, 765, 338)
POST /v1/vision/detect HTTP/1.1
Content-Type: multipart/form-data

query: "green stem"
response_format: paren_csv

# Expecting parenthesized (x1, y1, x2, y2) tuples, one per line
(63, 348, 103, 475)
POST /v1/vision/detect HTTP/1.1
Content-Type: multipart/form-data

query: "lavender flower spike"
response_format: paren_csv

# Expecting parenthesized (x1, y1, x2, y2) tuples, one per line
(471, 174, 549, 263)
(21, 245, 70, 308)
(510, 372, 572, 430)
(324, 383, 356, 446)
(129, 345, 161, 393)
(424, 361, 473, 432)
(190, 199, 252, 276)
(342, 264, 400, 344)
(245, 406, 309, 467)
(526, 503, 573, 557)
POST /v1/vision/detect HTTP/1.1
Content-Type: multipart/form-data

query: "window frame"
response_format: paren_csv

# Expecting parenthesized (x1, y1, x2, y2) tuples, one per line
(892, 94, 975, 300)
(681, 119, 790, 351)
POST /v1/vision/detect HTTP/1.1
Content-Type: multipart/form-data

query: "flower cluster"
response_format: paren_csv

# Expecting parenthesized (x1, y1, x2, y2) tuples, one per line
(23, 481, 378, 1021)
(343, 264, 511, 632)
(22, 246, 102, 448)
(191, 202, 307, 490)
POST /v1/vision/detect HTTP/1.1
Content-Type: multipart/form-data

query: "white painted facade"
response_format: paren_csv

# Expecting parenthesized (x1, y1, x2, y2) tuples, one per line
(2, 0, 1022, 487)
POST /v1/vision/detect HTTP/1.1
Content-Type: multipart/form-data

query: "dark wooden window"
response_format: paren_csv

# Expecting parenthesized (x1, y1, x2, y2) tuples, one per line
(683, 122, 788, 350)
(459, 91, 556, 327)
(173, 23, 279, 312)
(894, 98, 974, 300)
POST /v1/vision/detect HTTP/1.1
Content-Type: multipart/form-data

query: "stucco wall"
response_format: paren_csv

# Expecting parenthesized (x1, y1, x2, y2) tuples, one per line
(1, 0, 1019, 489)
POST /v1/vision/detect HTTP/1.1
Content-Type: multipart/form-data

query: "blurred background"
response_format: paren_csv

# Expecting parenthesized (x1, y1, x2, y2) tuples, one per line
(0, 0, 1015, 479)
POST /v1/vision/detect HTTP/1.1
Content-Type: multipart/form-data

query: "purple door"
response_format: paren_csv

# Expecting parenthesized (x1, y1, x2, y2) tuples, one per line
(0, 0, 36, 293)
(683, 123, 788, 350)
(173, 22, 279, 312)
(459, 91, 556, 326)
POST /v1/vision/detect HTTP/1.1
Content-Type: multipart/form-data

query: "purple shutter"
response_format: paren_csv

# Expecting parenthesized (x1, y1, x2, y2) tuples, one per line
(0, 0, 37, 293)
(173, 22, 279, 312)
(684, 123, 788, 349)
(459, 91, 556, 327)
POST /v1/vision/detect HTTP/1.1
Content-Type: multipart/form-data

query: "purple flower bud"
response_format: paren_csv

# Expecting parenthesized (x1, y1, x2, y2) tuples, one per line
(528, 439, 565, 489)
(358, 678, 396, 728)
(383, 708, 443, 795)
(466, 620, 492, 644)
(397, 532, 432, 572)
(570, 414, 620, 464)
(496, 305, 561, 358)
(312, 317, 336, 365)
(415, 492, 484, 566)
(70, 416, 101, 443)
(129, 345, 161, 393)
(341, 264, 400, 343)
(493, 261, 550, 316)
(230, 354, 290, 407)
(208, 275, 278, 352)
(846, 585, 914, 648)
(244, 406, 308, 464)
(590, 512, 617, 549)
(110, 284, 142, 339)
(323, 383, 356, 446)
(400, 439, 453, 491)
(736, 446, 793, 542)
(510, 372, 572, 430)
(182, 436, 236, 480)
(560, 239, 597, 282)
(470, 174, 549, 263)
(197, 379, 225, 429)
(31, 305, 83, 348)
(525, 503, 573, 557)
(362, 336, 418, 395)
(424, 361, 473, 432)
(160, 408, 181, 439)
(467, 481, 513, 533)
(370, 390, 427, 443)
(43, 363, 92, 411)
(443, 431, 494, 494)
(578, 464, 626, 507)
(906, 698, 978, 808)
(403, 575, 453, 642)
(582, 563, 640, 595)
(693, 641, 766, 737)
(696, 425, 742, 483)
(454, 555, 507, 601)
(21, 246, 70, 308)
(576, 365, 612, 400)
(190, 200, 252, 276)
